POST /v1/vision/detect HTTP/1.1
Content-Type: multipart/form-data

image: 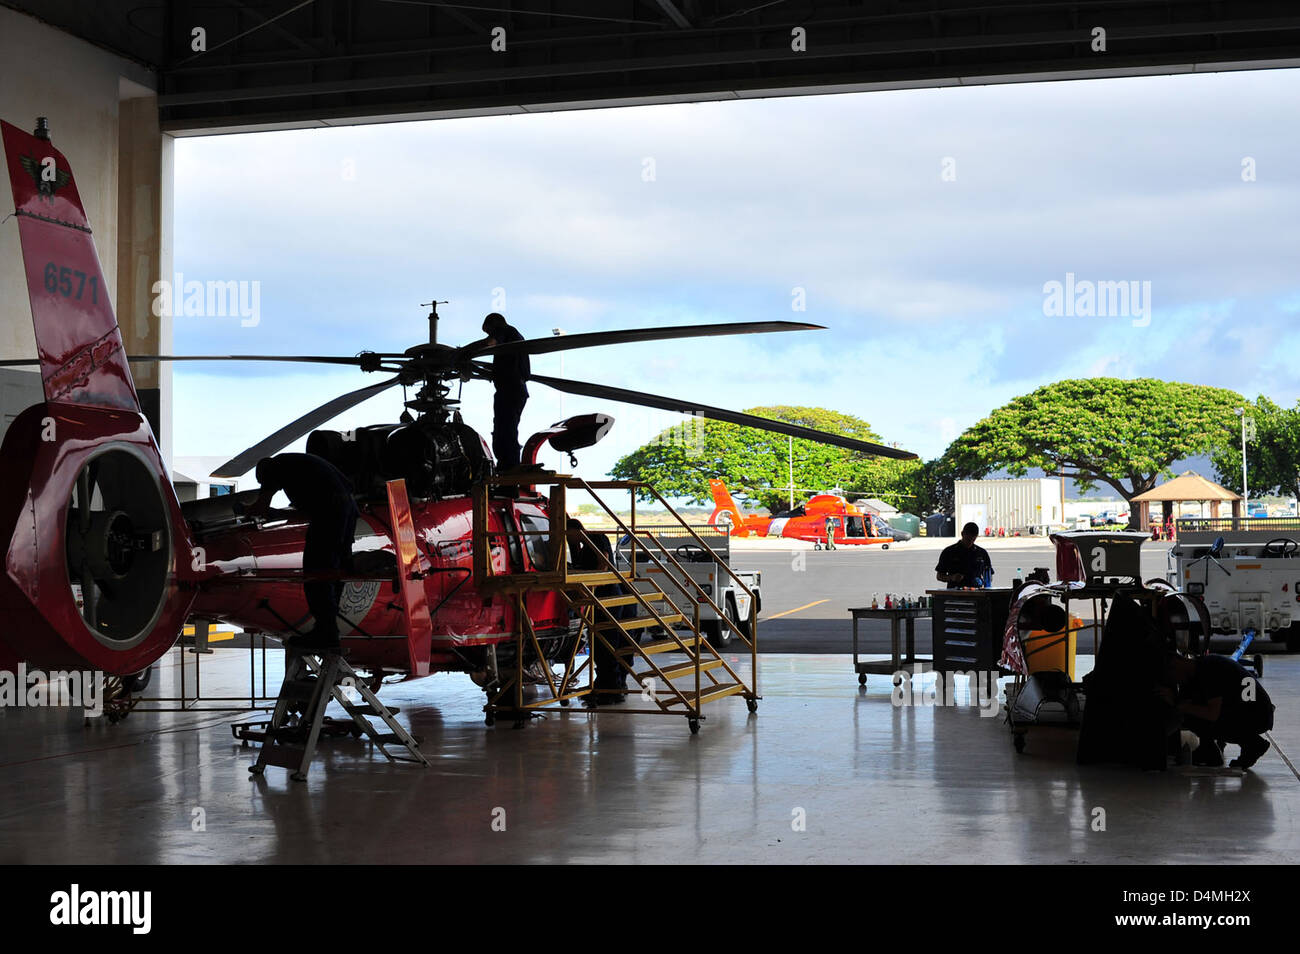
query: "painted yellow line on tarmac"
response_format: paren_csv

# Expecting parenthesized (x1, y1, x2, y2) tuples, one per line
(762, 599, 830, 621)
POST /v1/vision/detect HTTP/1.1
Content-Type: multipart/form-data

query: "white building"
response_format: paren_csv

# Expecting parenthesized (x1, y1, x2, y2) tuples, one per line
(954, 478, 1066, 536)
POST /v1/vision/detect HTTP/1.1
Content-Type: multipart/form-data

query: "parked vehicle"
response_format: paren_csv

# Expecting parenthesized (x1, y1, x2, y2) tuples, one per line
(1168, 535, 1300, 652)
(616, 525, 761, 648)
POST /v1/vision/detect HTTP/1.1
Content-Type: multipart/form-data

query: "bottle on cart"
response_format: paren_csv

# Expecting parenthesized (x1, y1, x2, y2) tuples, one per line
(871, 592, 879, 609)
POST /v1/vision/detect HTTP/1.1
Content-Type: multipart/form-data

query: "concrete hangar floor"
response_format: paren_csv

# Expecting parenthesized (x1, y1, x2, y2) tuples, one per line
(1, 541, 1297, 865)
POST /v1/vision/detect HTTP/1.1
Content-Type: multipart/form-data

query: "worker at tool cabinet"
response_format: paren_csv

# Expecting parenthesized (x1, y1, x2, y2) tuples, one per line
(1162, 653, 1275, 769)
(236, 453, 359, 651)
(462, 312, 530, 470)
(935, 522, 994, 588)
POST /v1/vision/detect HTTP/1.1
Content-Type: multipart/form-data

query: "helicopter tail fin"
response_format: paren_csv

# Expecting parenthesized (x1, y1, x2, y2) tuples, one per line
(708, 479, 746, 535)
(1, 118, 139, 410)
(0, 117, 195, 676)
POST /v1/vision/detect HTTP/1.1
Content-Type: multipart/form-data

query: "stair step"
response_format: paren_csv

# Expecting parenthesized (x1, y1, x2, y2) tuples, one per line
(625, 635, 701, 655)
(597, 614, 683, 632)
(568, 571, 625, 586)
(666, 682, 746, 706)
(597, 592, 669, 608)
(638, 658, 726, 680)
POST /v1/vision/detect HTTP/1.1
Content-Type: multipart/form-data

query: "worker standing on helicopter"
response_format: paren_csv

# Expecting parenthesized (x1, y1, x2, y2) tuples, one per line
(463, 312, 530, 470)
(236, 453, 359, 650)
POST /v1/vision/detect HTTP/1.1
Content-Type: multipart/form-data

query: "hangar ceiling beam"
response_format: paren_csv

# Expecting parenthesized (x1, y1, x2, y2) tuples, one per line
(5, 0, 1300, 132)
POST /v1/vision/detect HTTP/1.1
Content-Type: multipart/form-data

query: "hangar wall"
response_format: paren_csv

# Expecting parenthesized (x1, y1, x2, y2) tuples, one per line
(0, 5, 172, 461)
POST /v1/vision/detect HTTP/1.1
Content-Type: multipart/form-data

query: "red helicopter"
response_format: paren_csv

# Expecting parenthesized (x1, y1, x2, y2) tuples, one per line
(0, 116, 916, 702)
(708, 480, 898, 548)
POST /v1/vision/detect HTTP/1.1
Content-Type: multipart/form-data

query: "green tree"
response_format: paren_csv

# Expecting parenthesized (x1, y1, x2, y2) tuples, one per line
(609, 406, 919, 513)
(940, 378, 1244, 521)
(1211, 396, 1300, 502)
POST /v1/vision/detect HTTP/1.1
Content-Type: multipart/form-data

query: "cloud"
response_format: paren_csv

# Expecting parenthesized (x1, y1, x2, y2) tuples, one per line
(171, 67, 1300, 468)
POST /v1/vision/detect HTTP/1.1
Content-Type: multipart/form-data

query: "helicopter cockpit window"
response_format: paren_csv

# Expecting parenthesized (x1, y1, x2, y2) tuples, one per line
(846, 516, 865, 537)
(500, 510, 525, 573)
(517, 513, 551, 571)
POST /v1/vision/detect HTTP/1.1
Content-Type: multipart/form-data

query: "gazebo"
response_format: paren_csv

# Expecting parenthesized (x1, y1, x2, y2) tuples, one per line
(1130, 471, 1242, 530)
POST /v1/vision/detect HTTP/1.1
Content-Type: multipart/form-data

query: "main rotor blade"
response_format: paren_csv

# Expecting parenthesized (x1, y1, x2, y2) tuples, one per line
(210, 376, 402, 478)
(129, 354, 373, 366)
(528, 373, 917, 460)
(468, 321, 825, 358)
(0, 355, 378, 368)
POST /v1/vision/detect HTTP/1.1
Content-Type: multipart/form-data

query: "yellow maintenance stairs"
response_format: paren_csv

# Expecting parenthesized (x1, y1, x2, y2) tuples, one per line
(472, 475, 759, 734)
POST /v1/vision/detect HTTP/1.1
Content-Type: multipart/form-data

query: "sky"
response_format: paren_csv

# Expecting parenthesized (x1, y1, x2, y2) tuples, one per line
(171, 66, 1300, 486)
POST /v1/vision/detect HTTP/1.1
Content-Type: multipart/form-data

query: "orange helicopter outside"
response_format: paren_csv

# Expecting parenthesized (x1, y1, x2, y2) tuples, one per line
(707, 480, 895, 547)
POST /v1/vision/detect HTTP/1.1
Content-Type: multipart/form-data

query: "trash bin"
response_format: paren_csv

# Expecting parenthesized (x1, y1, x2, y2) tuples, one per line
(891, 512, 920, 538)
(924, 513, 955, 537)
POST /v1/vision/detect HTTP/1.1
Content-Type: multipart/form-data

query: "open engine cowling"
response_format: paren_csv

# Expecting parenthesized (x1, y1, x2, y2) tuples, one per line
(0, 403, 197, 674)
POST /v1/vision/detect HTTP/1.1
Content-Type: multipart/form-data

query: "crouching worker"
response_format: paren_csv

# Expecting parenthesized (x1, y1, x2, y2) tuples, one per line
(236, 453, 359, 651)
(1165, 653, 1275, 769)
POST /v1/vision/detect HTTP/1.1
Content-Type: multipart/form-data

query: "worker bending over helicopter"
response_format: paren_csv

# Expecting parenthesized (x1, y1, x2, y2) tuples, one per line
(236, 453, 359, 651)
(462, 312, 530, 470)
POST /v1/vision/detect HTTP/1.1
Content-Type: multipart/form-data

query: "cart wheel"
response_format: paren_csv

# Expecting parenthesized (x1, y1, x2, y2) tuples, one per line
(1013, 733, 1026, 753)
(858, 673, 867, 685)
(1253, 654, 1264, 677)
(291, 772, 307, 782)
(560, 698, 571, 707)
(484, 712, 495, 727)
(248, 764, 264, 775)
(350, 725, 363, 739)
(688, 718, 700, 735)
(881, 543, 890, 550)
(746, 699, 758, 713)
(814, 543, 821, 551)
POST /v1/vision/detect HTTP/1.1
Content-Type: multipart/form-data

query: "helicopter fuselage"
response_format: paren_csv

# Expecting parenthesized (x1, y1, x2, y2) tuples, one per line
(188, 494, 569, 677)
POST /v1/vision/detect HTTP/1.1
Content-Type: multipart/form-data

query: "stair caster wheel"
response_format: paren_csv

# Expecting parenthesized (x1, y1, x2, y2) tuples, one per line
(484, 713, 496, 727)
(746, 699, 758, 713)
(291, 772, 307, 782)
(858, 673, 867, 686)
(1013, 733, 1026, 754)
(248, 764, 264, 776)
(560, 698, 571, 707)
(688, 718, 700, 735)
